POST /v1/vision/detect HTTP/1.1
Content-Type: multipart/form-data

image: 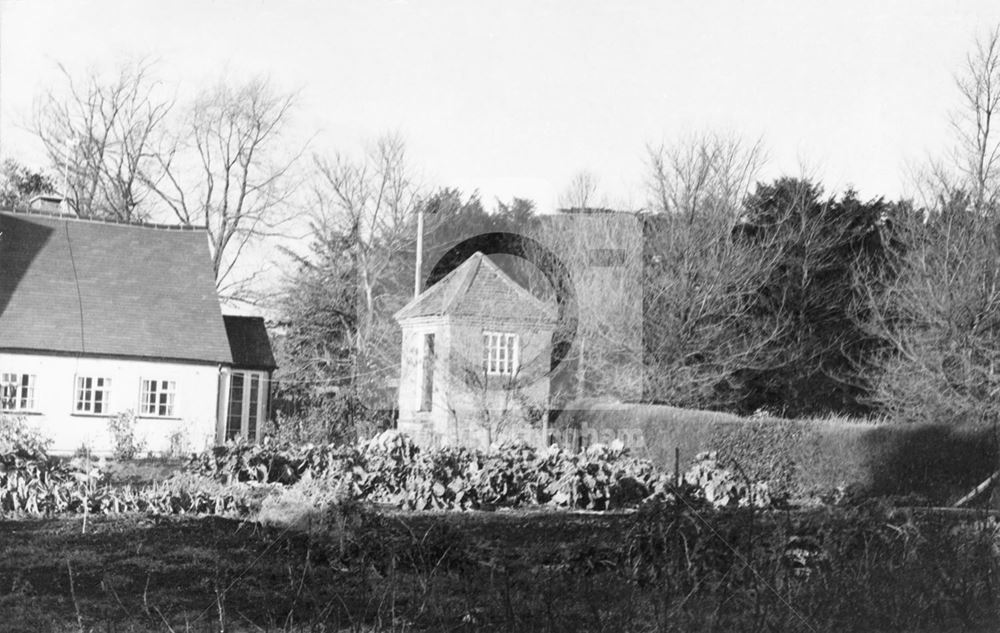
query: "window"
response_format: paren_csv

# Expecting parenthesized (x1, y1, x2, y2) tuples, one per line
(420, 333, 435, 411)
(1, 373, 36, 411)
(140, 379, 176, 417)
(247, 374, 260, 441)
(75, 376, 111, 414)
(225, 371, 267, 442)
(483, 332, 518, 375)
(226, 373, 245, 440)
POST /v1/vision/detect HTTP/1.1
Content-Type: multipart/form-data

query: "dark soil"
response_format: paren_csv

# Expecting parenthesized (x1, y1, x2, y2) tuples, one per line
(0, 508, 997, 632)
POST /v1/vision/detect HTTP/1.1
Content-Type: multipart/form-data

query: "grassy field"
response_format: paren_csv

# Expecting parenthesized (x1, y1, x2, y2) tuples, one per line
(1, 506, 997, 633)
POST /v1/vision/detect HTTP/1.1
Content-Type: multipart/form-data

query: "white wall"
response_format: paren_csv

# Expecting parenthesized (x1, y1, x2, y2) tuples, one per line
(0, 352, 220, 455)
(397, 318, 449, 441)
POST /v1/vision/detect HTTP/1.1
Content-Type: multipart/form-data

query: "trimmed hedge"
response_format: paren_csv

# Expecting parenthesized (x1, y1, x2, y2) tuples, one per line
(554, 403, 999, 504)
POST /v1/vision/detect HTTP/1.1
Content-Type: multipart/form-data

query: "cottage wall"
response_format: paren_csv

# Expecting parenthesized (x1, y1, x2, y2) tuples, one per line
(0, 352, 220, 455)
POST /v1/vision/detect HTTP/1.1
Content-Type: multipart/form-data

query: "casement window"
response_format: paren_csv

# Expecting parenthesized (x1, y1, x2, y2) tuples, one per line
(1, 373, 36, 411)
(75, 376, 111, 414)
(482, 331, 518, 376)
(140, 379, 176, 417)
(225, 371, 267, 442)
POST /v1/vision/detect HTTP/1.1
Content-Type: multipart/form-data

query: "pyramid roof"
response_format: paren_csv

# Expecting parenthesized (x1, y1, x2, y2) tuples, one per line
(394, 252, 555, 325)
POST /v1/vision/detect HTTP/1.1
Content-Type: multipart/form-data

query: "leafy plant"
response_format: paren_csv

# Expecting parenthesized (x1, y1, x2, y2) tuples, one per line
(0, 415, 52, 455)
(107, 410, 145, 460)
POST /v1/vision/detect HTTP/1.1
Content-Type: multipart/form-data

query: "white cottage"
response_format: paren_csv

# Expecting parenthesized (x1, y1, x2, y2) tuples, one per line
(394, 252, 556, 449)
(0, 209, 276, 455)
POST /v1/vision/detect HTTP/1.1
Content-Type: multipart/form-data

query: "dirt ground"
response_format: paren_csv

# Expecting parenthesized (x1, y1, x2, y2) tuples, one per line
(0, 511, 637, 632)
(1, 508, 996, 632)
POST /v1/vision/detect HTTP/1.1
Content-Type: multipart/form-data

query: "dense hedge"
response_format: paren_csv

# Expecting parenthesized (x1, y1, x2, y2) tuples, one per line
(556, 403, 1000, 504)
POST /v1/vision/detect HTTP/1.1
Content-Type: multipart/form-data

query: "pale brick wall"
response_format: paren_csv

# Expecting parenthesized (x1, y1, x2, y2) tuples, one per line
(397, 316, 553, 450)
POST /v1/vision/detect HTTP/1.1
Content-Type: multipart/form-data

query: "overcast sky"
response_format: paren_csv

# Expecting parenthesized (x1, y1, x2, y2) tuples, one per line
(2, 1, 1000, 212)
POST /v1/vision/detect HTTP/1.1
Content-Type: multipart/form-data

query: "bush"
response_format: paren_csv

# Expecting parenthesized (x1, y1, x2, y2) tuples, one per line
(266, 392, 393, 445)
(107, 410, 145, 460)
(558, 402, 999, 504)
(0, 415, 51, 455)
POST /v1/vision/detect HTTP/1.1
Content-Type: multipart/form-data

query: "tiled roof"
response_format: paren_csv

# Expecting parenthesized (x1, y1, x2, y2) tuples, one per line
(223, 315, 277, 370)
(0, 210, 233, 364)
(394, 251, 555, 324)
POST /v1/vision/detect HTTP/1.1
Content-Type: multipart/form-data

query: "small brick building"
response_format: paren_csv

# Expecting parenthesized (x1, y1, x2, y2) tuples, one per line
(394, 252, 556, 449)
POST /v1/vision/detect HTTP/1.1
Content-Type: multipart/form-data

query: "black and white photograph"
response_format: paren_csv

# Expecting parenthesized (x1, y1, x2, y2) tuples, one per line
(1, 1, 1000, 631)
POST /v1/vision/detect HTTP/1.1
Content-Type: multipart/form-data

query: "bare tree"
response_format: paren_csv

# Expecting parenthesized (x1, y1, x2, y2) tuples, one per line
(147, 77, 301, 295)
(912, 25, 1000, 213)
(858, 196, 1000, 424)
(310, 134, 422, 398)
(641, 208, 792, 410)
(646, 131, 765, 219)
(557, 170, 602, 210)
(873, 26, 1000, 426)
(954, 25, 1000, 212)
(32, 59, 171, 221)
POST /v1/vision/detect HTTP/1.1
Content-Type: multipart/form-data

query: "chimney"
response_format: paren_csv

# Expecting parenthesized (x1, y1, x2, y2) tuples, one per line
(28, 194, 70, 215)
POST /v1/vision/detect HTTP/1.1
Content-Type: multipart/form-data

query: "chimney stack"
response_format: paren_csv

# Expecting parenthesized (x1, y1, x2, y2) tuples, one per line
(28, 194, 70, 215)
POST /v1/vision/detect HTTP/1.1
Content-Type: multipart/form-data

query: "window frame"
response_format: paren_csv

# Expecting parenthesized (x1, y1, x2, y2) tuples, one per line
(139, 378, 177, 418)
(1, 372, 37, 412)
(224, 370, 267, 443)
(74, 375, 112, 415)
(482, 331, 519, 376)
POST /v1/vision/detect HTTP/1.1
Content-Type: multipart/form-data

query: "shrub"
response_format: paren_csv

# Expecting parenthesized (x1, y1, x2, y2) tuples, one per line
(0, 415, 51, 455)
(166, 425, 191, 458)
(107, 410, 145, 460)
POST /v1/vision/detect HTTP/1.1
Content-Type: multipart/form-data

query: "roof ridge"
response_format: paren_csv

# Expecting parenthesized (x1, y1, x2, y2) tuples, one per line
(0, 207, 206, 232)
(394, 252, 555, 323)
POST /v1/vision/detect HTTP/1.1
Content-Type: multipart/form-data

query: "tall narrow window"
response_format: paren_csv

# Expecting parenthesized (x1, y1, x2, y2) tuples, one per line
(1, 373, 35, 411)
(247, 374, 260, 440)
(483, 332, 518, 376)
(420, 333, 435, 411)
(75, 376, 111, 414)
(226, 373, 245, 440)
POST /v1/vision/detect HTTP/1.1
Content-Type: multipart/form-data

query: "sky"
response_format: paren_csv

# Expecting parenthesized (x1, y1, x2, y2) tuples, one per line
(2, 0, 1000, 215)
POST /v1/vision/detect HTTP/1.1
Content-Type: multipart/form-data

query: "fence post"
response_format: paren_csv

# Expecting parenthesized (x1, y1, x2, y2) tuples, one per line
(674, 446, 681, 486)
